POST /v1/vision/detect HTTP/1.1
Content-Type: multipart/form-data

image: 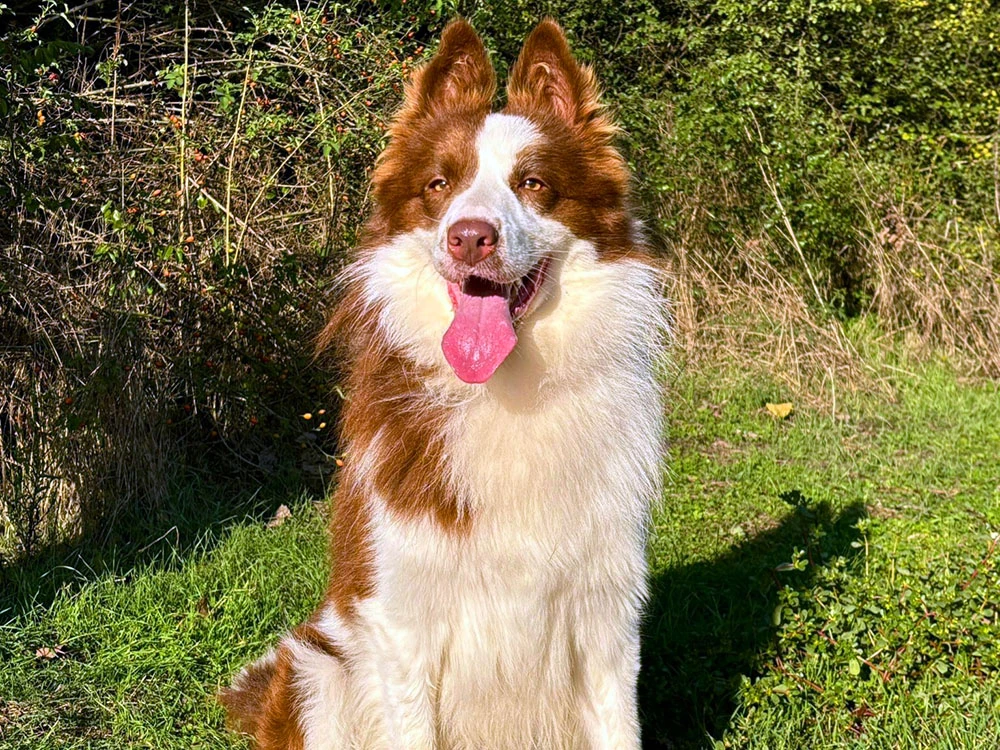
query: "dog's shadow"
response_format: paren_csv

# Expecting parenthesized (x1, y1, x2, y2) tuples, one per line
(639, 496, 866, 748)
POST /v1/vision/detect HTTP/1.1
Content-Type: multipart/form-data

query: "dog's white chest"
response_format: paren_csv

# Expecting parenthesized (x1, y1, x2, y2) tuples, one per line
(364, 378, 657, 747)
(371, 507, 587, 748)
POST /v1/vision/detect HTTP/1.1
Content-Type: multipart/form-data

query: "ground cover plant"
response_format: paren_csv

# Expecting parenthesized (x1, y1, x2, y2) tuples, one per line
(2, 0, 1000, 747)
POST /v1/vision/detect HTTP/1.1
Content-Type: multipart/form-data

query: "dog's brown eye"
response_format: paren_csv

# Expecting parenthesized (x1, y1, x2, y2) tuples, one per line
(428, 178, 449, 193)
(519, 178, 545, 192)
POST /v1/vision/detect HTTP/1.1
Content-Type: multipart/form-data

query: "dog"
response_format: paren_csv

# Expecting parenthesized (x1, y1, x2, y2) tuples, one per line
(221, 18, 666, 749)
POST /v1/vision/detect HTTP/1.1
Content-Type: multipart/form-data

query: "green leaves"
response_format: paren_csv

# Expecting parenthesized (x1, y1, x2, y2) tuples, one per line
(740, 528, 1000, 740)
(159, 63, 187, 94)
(648, 0, 1000, 321)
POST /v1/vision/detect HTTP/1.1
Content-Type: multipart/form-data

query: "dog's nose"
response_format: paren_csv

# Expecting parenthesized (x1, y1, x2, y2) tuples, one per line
(447, 219, 498, 266)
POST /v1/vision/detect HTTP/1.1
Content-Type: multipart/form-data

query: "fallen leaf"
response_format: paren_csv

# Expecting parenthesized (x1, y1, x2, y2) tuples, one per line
(35, 645, 66, 660)
(766, 402, 794, 419)
(266, 504, 292, 529)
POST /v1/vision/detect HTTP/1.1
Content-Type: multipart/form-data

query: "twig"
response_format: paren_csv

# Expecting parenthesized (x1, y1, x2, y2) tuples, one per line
(771, 657, 825, 693)
(745, 113, 826, 310)
(191, 179, 260, 243)
(110, 0, 122, 144)
(818, 629, 891, 683)
(33, 0, 107, 32)
(960, 533, 999, 591)
(178, 0, 190, 246)
(296, 0, 338, 253)
(234, 106, 339, 258)
(224, 52, 254, 265)
(993, 113, 1000, 226)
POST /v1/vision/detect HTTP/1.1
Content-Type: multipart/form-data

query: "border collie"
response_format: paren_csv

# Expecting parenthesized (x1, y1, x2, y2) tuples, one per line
(222, 18, 666, 749)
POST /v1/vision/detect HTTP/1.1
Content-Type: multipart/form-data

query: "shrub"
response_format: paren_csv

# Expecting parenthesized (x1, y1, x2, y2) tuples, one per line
(3, 0, 999, 557)
(1, 1, 422, 557)
(650, 0, 1000, 320)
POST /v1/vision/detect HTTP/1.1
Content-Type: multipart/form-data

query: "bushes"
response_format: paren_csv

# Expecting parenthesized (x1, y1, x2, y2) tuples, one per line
(648, 0, 1000, 318)
(2, 1, 999, 556)
(1, 1, 422, 557)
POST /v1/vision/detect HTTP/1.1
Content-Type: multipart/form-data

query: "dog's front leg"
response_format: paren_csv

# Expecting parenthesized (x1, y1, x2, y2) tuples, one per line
(573, 589, 644, 750)
(360, 609, 437, 750)
(375, 655, 436, 749)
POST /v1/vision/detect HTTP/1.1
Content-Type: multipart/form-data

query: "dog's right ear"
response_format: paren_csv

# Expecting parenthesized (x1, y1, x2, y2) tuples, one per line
(399, 19, 495, 120)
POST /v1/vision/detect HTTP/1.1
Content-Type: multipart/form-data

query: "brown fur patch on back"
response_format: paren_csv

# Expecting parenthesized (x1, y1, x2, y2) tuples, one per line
(294, 621, 345, 660)
(219, 653, 279, 739)
(221, 623, 346, 748)
(253, 649, 306, 750)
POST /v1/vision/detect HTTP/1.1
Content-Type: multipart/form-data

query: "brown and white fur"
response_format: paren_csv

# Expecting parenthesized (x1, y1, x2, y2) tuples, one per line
(221, 18, 666, 750)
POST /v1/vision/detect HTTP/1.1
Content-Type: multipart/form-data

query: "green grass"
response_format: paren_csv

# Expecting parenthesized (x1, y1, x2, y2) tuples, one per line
(2, 362, 998, 749)
(644, 362, 1000, 748)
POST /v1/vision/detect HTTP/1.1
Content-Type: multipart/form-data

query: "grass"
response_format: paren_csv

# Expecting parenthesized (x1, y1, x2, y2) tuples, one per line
(1, 356, 998, 749)
(644, 359, 1000, 748)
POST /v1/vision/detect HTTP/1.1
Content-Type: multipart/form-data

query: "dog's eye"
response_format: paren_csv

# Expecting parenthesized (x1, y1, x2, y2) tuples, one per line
(519, 178, 545, 192)
(427, 178, 449, 193)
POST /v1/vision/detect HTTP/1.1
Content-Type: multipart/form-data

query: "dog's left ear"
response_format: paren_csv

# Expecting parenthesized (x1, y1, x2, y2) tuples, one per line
(506, 19, 611, 137)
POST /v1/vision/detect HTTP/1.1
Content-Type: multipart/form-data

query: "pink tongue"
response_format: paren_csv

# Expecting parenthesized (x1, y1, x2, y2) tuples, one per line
(442, 282, 517, 384)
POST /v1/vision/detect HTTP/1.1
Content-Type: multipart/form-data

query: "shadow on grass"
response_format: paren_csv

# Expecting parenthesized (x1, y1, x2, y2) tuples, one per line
(0, 459, 324, 624)
(639, 496, 867, 749)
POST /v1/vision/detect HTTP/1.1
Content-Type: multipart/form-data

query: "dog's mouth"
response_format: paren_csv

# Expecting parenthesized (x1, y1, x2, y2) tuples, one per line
(441, 257, 551, 384)
(447, 257, 551, 320)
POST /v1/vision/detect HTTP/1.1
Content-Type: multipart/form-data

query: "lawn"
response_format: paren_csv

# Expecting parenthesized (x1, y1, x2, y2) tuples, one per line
(1, 359, 998, 749)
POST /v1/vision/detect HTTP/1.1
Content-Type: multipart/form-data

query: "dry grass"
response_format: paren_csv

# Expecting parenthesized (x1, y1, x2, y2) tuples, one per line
(661, 138, 1000, 409)
(664, 210, 1000, 410)
(865, 204, 1000, 377)
(665, 234, 896, 409)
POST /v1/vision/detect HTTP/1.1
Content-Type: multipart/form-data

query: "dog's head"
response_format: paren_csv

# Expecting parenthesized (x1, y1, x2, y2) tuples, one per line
(369, 19, 634, 384)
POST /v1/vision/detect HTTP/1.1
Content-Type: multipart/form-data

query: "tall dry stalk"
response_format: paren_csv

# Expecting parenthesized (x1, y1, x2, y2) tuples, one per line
(178, 0, 190, 246)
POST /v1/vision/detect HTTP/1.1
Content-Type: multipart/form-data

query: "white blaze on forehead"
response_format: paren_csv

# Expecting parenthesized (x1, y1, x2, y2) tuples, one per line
(475, 113, 541, 180)
(442, 113, 540, 231)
